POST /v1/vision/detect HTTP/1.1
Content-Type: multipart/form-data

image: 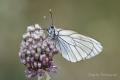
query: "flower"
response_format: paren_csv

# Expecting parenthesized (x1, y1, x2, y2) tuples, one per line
(19, 24, 58, 79)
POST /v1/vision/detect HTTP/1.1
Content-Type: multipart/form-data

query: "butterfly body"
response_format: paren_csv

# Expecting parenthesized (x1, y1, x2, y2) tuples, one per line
(47, 26, 59, 40)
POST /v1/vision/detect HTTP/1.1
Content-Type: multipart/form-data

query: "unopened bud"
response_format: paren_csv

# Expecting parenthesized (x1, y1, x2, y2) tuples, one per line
(27, 26, 35, 32)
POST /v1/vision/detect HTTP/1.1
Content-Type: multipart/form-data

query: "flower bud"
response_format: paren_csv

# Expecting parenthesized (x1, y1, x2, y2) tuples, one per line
(38, 62, 41, 68)
(27, 26, 35, 32)
(34, 24, 41, 30)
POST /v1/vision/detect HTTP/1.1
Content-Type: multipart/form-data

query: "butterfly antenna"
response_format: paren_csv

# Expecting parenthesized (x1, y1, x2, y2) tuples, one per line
(49, 9, 54, 26)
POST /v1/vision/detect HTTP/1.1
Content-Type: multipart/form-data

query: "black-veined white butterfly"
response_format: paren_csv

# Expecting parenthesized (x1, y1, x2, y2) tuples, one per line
(47, 25, 103, 62)
(44, 9, 103, 62)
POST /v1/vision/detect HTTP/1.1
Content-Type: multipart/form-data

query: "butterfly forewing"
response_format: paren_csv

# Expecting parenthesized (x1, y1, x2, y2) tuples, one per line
(55, 28, 103, 62)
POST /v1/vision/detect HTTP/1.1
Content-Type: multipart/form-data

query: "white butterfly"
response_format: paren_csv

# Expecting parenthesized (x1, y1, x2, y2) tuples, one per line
(47, 26, 103, 62)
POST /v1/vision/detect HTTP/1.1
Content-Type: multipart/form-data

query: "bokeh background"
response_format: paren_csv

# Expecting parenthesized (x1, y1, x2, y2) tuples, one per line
(0, 0, 120, 80)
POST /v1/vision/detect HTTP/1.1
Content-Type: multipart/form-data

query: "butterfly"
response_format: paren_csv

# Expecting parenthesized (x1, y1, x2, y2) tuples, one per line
(47, 25, 103, 62)
(46, 9, 103, 62)
(34, 9, 103, 62)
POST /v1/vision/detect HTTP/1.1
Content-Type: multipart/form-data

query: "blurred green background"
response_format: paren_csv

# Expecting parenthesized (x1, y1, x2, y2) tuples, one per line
(0, 0, 120, 80)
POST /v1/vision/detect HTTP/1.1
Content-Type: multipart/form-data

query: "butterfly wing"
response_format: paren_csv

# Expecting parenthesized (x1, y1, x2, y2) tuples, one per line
(55, 28, 103, 62)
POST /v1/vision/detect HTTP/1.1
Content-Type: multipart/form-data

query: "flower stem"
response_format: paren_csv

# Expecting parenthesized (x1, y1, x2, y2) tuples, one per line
(45, 72, 51, 80)
(38, 72, 51, 80)
(38, 76, 42, 80)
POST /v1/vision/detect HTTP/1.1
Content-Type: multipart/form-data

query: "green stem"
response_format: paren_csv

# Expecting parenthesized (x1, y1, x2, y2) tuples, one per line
(38, 72, 51, 80)
(38, 76, 42, 80)
(45, 72, 51, 80)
